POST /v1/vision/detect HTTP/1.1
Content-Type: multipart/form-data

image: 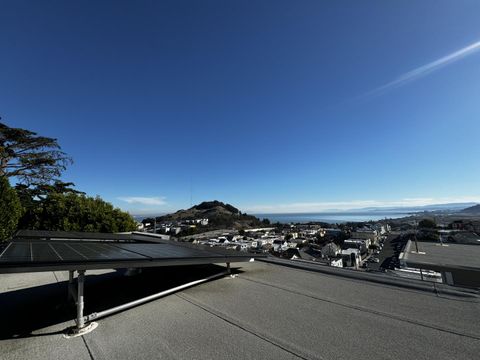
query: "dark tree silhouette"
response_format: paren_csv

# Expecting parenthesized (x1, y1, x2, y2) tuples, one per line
(0, 121, 72, 185)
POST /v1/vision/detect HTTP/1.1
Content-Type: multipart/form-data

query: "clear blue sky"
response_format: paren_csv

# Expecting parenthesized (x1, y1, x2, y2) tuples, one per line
(1, 1, 480, 214)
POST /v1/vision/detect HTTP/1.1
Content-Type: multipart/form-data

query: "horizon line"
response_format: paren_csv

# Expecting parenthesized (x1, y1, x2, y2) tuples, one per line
(126, 198, 479, 217)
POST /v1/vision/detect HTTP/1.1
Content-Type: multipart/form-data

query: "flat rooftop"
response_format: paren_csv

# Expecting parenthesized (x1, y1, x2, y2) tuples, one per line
(1, 260, 479, 360)
(401, 240, 480, 271)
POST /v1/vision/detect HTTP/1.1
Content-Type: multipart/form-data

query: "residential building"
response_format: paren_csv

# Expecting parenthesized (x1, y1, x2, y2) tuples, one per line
(399, 240, 480, 288)
(352, 228, 378, 242)
(344, 238, 370, 255)
(341, 248, 361, 268)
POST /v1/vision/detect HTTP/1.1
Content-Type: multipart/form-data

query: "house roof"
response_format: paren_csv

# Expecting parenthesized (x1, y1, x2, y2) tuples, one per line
(401, 240, 480, 272)
(1, 259, 479, 360)
(341, 248, 360, 254)
(450, 232, 480, 245)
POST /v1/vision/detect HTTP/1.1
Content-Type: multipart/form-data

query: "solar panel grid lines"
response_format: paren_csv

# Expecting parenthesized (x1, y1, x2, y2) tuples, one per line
(114, 243, 227, 259)
(0, 242, 12, 258)
(107, 243, 156, 259)
(48, 243, 64, 260)
(31, 242, 59, 262)
(63, 243, 89, 260)
(0, 242, 31, 262)
(74, 243, 117, 260)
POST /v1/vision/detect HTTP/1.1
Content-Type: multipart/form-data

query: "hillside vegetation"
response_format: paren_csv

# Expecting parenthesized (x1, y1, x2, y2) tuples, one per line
(157, 200, 268, 229)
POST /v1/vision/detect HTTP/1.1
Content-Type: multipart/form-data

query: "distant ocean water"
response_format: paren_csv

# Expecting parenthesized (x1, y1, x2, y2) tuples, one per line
(254, 212, 409, 224)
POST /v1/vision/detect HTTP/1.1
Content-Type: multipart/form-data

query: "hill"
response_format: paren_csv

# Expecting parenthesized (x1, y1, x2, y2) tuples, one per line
(157, 200, 267, 229)
(460, 204, 480, 214)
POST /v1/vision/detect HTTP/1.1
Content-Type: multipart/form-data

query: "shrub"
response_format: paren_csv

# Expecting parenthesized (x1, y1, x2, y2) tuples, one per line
(0, 176, 23, 241)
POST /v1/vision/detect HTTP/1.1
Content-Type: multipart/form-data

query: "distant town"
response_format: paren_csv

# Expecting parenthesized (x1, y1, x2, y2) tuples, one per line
(137, 201, 480, 288)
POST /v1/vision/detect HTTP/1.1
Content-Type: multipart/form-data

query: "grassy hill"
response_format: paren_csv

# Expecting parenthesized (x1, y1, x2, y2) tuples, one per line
(157, 200, 267, 229)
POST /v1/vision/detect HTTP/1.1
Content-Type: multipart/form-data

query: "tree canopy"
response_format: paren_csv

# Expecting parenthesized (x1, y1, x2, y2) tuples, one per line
(418, 218, 436, 229)
(0, 121, 72, 185)
(20, 192, 137, 233)
(0, 176, 23, 241)
(16, 180, 85, 230)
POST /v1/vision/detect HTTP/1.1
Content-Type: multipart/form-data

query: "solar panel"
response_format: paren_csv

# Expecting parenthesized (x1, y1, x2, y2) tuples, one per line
(115, 243, 226, 259)
(0, 240, 260, 273)
(14, 229, 160, 243)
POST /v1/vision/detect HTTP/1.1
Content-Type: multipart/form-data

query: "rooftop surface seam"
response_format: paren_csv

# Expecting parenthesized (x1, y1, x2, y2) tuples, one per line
(176, 293, 316, 360)
(1, 261, 478, 359)
(82, 336, 95, 360)
(237, 276, 480, 341)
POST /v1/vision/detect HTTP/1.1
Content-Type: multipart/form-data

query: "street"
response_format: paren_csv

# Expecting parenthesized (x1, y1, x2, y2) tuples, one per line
(367, 232, 405, 271)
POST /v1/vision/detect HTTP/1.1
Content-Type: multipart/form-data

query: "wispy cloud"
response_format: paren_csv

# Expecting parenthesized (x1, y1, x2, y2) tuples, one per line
(117, 196, 167, 206)
(244, 196, 480, 213)
(361, 39, 480, 99)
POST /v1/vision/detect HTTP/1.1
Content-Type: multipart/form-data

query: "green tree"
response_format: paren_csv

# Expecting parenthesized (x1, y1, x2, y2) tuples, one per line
(179, 227, 197, 237)
(0, 121, 72, 185)
(0, 176, 23, 241)
(418, 218, 436, 229)
(21, 192, 137, 233)
(15, 181, 84, 230)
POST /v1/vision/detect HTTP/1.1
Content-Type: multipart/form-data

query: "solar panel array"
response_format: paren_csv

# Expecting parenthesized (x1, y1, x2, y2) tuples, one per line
(14, 229, 160, 242)
(0, 241, 256, 273)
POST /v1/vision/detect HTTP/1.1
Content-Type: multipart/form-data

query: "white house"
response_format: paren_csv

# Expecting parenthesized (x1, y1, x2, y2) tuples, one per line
(341, 248, 361, 268)
(344, 238, 370, 253)
(329, 258, 343, 268)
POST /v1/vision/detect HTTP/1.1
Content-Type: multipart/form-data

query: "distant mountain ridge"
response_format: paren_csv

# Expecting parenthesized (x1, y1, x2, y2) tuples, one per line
(460, 204, 480, 214)
(251, 202, 477, 215)
(347, 202, 477, 213)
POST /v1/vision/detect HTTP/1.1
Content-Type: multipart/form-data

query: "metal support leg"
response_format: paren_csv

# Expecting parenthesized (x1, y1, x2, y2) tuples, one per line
(64, 269, 98, 338)
(65, 268, 229, 338)
(68, 270, 74, 301)
(226, 262, 231, 274)
(76, 270, 85, 329)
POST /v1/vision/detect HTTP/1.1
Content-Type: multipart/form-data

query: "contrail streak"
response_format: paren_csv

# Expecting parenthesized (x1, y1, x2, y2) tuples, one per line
(361, 39, 480, 99)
